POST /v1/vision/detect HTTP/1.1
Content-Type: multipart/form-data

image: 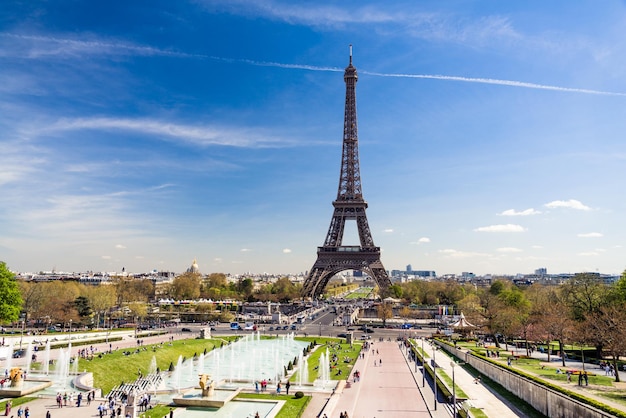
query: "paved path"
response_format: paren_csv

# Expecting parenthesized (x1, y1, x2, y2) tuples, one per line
(419, 341, 525, 417)
(322, 340, 435, 418)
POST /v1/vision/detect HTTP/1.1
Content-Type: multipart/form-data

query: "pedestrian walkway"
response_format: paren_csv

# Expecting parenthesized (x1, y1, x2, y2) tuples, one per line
(426, 341, 626, 417)
(418, 341, 526, 417)
(321, 339, 434, 418)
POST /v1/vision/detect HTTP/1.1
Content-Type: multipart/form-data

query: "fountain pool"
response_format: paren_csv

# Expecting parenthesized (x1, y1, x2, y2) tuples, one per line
(161, 332, 309, 392)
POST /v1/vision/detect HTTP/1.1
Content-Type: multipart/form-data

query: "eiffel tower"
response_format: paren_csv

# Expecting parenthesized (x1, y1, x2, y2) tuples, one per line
(302, 48, 391, 299)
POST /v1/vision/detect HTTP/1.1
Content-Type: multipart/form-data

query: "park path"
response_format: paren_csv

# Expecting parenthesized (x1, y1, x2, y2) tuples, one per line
(319, 339, 437, 418)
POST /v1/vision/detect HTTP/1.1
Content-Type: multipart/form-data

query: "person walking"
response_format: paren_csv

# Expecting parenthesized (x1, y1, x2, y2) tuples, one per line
(285, 380, 290, 395)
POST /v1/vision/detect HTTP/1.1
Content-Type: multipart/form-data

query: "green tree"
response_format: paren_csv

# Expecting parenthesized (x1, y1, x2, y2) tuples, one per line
(377, 302, 393, 327)
(74, 295, 93, 324)
(169, 273, 201, 300)
(84, 285, 117, 328)
(0, 262, 23, 324)
(18, 281, 46, 323)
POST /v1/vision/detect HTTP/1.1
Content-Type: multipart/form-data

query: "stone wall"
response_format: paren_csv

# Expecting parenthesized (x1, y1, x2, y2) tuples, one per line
(438, 343, 619, 418)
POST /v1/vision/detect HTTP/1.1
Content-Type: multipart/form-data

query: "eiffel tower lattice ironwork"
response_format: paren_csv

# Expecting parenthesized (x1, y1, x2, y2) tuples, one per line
(302, 49, 391, 299)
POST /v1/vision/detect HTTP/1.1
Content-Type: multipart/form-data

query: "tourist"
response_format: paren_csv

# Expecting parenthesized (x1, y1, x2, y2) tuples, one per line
(46, 411, 51, 418)
(276, 382, 281, 394)
(285, 380, 290, 395)
(23, 407, 29, 418)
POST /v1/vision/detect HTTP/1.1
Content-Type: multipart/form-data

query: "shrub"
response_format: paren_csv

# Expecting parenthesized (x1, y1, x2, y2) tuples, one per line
(294, 391, 304, 399)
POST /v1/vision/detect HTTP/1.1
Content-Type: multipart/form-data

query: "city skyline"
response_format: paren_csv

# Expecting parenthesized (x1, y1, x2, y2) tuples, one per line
(2, 1, 626, 277)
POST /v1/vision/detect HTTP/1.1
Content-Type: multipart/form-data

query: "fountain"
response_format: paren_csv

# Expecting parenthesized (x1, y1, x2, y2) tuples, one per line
(172, 373, 240, 408)
(297, 352, 309, 388)
(24, 342, 33, 375)
(158, 332, 307, 392)
(148, 356, 157, 375)
(312, 348, 331, 389)
(43, 341, 51, 375)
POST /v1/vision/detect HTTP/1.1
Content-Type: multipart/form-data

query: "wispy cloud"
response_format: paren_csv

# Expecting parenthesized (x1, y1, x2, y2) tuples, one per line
(197, 0, 522, 46)
(498, 208, 541, 216)
(545, 199, 591, 211)
(439, 249, 489, 258)
(496, 247, 523, 253)
(578, 252, 599, 257)
(42, 117, 298, 148)
(474, 224, 526, 233)
(0, 33, 194, 59)
(577, 232, 603, 238)
(282, 248, 292, 254)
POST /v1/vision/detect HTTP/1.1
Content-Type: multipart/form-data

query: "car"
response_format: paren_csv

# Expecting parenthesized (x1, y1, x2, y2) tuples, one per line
(401, 324, 412, 329)
(337, 333, 347, 338)
(269, 326, 275, 331)
(290, 324, 297, 330)
(282, 325, 289, 330)
(12, 350, 25, 358)
(181, 327, 192, 332)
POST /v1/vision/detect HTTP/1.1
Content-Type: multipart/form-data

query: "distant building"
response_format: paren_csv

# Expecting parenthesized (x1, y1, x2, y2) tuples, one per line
(186, 259, 200, 274)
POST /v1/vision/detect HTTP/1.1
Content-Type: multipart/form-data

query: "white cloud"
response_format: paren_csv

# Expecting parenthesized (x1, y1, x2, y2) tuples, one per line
(439, 249, 488, 258)
(474, 224, 526, 233)
(43, 117, 296, 149)
(101, 255, 111, 260)
(282, 248, 292, 253)
(545, 199, 591, 211)
(577, 232, 603, 238)
(496, 247, 523, 253)
(498, 208, 541, 216)
(578, 252, 599, 257)
(115, 244, 126, 249)
(240, 248, 252, 252)
(383, 228, 394, 233)
(418, 237, 430, 243)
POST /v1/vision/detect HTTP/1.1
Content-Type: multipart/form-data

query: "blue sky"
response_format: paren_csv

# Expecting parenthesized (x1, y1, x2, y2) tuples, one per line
(2, 1, 626, 277)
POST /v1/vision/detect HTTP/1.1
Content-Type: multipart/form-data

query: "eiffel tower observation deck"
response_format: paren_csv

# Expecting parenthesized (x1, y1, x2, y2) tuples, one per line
(302, 47, 391, 299)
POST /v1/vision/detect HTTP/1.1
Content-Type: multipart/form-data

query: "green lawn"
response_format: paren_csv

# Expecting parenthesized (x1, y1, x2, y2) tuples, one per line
(289, 337, 362, 382)
(77, 337, 238, 394)
(237, 392, 311, 418)
(507, 357, 614, 387)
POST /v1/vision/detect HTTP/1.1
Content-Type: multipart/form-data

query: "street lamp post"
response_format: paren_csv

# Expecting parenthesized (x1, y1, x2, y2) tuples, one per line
(68, 319, 72, 346)
(433, 346, 438, 410)
(19, 320, 25, 349)
(450, 361, 457, 417)
(421, 337, 425, 386)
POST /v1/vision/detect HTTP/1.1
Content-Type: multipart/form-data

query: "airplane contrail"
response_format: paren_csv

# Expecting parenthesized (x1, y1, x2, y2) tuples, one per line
(232, 57, 626, 97)
(360, 70, 626, 97)
(6, 32, 625, 97)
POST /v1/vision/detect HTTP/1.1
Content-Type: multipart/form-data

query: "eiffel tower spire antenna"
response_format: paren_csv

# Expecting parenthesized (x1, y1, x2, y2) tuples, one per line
(302, 49, 391, 299)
